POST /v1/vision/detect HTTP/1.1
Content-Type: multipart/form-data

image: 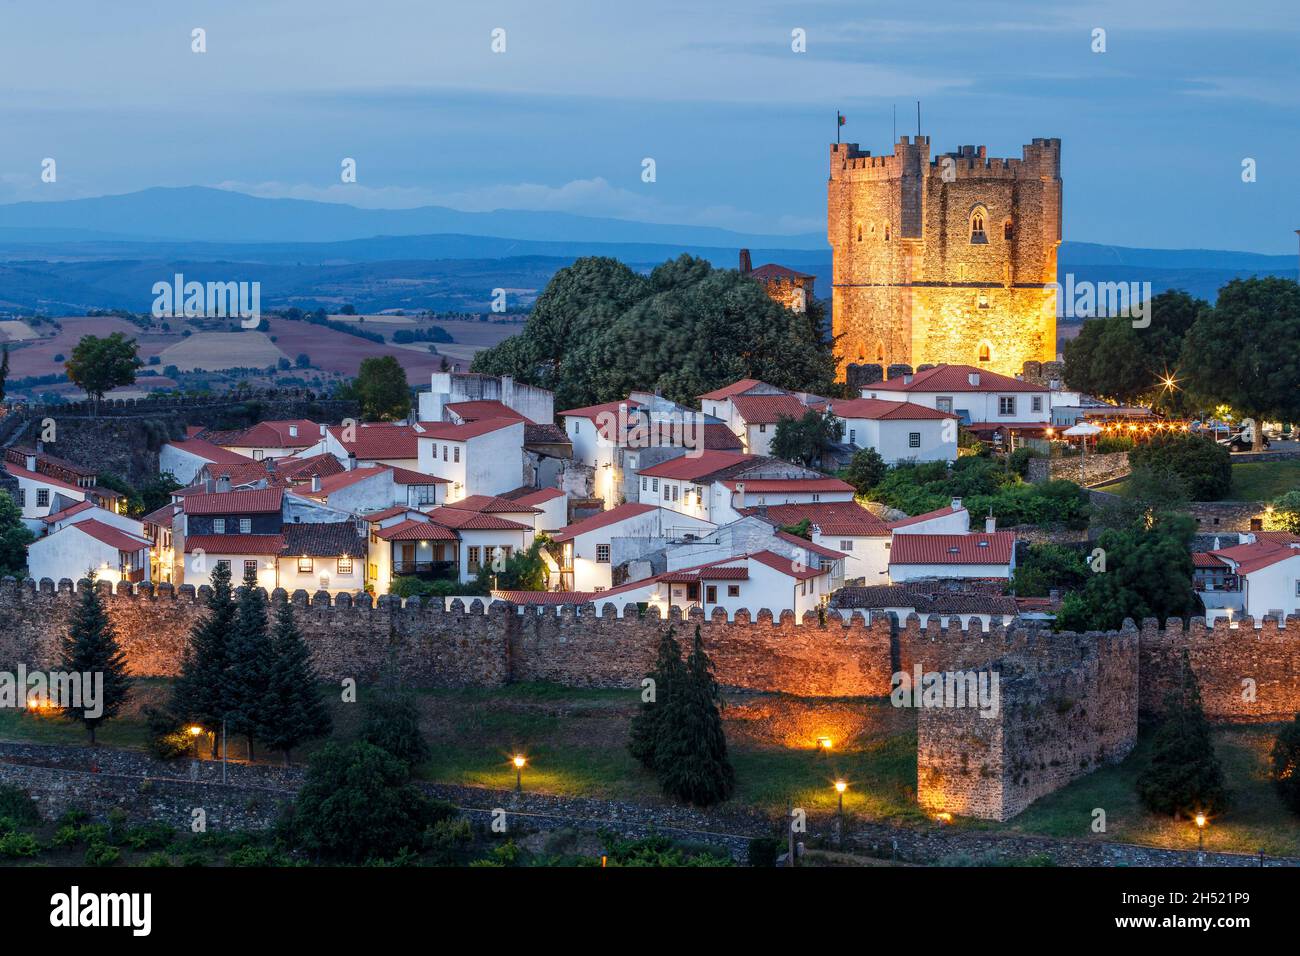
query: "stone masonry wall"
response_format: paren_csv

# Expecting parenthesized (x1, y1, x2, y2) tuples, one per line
(917, 630, 1139, 821)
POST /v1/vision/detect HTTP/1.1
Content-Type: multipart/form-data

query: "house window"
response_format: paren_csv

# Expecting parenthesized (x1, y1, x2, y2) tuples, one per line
(216, 559, 231, 572)
(909, 432, 921, 448)
(839, 540, 854, 551)
(213, 518, 226, 534)
(759, 423, 767, 433)
(671, 486, 678, 502)
(811, 493, 821, 502)
(337, 555, 353, 575)
(415, 485, 436, 504)
(651, 478, 659, 492)
(572, 421, 580, 434)
(16, 489, 24, 507)
(857, 224, 863, 242)
(663, 484, 670, 501)
(706, 585, 717, 603)
(298, 556, 313, 573)
(1031, 396, 1043, 412)
(369, 563, 377, 579)
(453, 447, 460, 463)
(642, 477, 647, 491)
(253, 449, 264, 461)
(239, 518, 252, 534)
(999, 397, 1016, 416)
(936, 397, 953, 413)
(1004, 219, 1014, 241)
(596, 545, 610, 563)
(36, 489, 49, 508)
(727, 585, 740, 597)
(467, 547, 481, 571)
(977, 291, 989, 309)
(442, 445, 448, 461)
(849, 429, 856, 445)
(244, 559, 258, 577)
(884, 224, 891, 241)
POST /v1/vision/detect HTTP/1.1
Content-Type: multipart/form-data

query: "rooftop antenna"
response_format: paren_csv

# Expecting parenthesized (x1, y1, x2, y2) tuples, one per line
(916, 101, 921, 139)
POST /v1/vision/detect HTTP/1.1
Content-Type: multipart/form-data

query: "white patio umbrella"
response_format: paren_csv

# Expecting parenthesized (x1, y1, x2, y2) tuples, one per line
(1062, 422, 1102, 484)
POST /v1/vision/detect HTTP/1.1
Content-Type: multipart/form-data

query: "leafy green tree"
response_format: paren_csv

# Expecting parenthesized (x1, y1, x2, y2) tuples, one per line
(360, 689, 431, 769)
(0, 491, 33, 577)
(259, 601, 332, 765)
(627, 626, 685, 771)
(223, 564, 272, 760)
(771, 409, 840, 467)
(474, 537, 550, 591)
(58, 575, 132, 744)
(654, 626, 735, 806)
(1129, 433, 1231, 501)
(1010, 543, 1090, 597)
(65, 332, 142, 415)
(170, 560, 236, 757)
(1270, 715, 1300, 815)
(1062, 289, 1204, 409)
(1056, 515, 1199, 632)
(1137, 652, 1229, 818)
(289, 741, 439, 862)
(1180, 277, 1300, 450)
(0, 344, 8, 403)
(1264, 490, 1300, 534)
(842, 447, 887, 496)
(472, 255, 838, 409)
(348, 355, 411, 421)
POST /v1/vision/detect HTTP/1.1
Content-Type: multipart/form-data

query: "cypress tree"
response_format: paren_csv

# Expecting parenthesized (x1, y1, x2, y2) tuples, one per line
(654, 625, 735, 806)
(260, 600, 332, 766)
(627, 626, 684, 771)
(59, 575, 132, 744)
(170, 560, 236, 757)
(223, 564, 272, 761)
(1137, 650, 1229, 818)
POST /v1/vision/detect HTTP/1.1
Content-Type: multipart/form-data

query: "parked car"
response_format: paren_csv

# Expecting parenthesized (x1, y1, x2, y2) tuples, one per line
(1217, 429, 1269, 452)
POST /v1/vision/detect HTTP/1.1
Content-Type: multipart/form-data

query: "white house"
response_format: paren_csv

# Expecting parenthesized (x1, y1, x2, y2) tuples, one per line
(738, 501, 892, 583)
(27, 519, 152, 587)
(888, 530, 1016, 583)
(422, 505, 535, 583)
(830, 584, 1019, 629)
(5, 459, 89, 531)
(863, 364, 1051, 445)
(503, 488, 568, 533)
(1198, 533, 1300, 625)
(698, 379, 812, 456)
(204, 420, 325, 461)
(550, 502, 716, 592)
(159, 434, 254, 484)
(819, 397, 958, 464)
(889, 500, 972, 536)
(314, 423, 422, 471)
(418, 371, 554, 427)
(416, 419, 526, 501)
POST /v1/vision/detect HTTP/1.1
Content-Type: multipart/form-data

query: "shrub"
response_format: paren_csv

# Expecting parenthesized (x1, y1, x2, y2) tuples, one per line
(423, 817, 473, 866)
(84, 842, 121, 867)
(141, 852, 173, 867)
(0, 785, 41, 826)
(746, 835, 781, 867)
(1129, 433, 1231, 501)
(123, 823, 176, 852)
(360, 691, 432, 768)
(1270, 715, 1300, 814)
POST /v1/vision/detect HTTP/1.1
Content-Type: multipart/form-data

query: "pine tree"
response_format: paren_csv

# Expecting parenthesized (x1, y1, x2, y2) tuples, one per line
(1136, 650, 1229, 818)
(627, 626, 684, 771)
(170, 560, 236, 757)
(59, 574, 132, 744)
(223, 564, 272, 761)
(654, 625, 735, 806)
(1270, 714, 1300, 814)
(360, 689, 431, 769)
(259, 600, 332, 765)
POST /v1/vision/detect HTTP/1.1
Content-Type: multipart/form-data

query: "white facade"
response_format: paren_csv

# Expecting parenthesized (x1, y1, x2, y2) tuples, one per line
(838, 416, 956, 464)
(417, 421, 526, 501)
(27, 522, 150, 586)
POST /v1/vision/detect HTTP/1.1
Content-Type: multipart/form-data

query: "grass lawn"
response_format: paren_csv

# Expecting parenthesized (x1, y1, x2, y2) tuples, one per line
(3, 680, 1298, 855)
(1103, 458, 1300, 502)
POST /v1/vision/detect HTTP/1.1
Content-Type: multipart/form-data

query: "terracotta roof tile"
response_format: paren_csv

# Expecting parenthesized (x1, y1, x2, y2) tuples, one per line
(868, 364, 1047, 394)
(741, 502, 890, 536)
(551, 503, 658, 543)
(183, 488, 284, 515)
(888, 532, 1016, 566)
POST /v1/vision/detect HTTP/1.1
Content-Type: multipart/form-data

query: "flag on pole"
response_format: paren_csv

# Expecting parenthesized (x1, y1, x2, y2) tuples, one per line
(836, 111, 845, 144)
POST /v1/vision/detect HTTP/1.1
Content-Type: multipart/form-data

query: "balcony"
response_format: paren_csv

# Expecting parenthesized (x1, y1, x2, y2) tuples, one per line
(392, 560, 456, 580)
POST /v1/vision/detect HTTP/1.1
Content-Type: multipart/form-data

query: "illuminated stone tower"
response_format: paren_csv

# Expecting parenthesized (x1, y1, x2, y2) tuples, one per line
(828, 136, 1061, 378)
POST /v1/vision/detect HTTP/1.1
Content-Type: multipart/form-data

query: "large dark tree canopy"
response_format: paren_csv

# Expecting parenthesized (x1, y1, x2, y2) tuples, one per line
(472, 255, 838, 409)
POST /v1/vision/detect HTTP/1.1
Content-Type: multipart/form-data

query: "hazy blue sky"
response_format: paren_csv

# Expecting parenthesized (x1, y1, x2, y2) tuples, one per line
(1, 0, 1297, 251)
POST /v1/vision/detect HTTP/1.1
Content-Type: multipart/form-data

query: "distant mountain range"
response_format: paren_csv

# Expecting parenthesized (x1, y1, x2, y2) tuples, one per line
(0, 187, 1293, 314)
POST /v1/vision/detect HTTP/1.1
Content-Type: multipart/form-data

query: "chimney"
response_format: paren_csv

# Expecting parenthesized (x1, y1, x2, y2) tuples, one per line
(951, 497, 962, 511)
(347, 452, 357, 471)
(35, 441, 44, 454)
(985, 512, 997, 533)
(311, 474, 321, 493)
(24, 454, 35, 472)
(289, 424, 298, 438)
(967, 372, 980, 386)
(204, 478, 215, 494)
(739, 249, 752, 274)
(216, 474, 231, 493)
(265, 457, 276, 473)
(1048, 588, 1061, 602)
(735, 481, 746, 510)
(902, 373, 913, 385)
(319, 423, 326, 436)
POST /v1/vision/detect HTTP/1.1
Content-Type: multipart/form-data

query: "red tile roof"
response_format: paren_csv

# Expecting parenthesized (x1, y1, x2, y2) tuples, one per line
(374, 518, 457, 542)
(826, 398, 958, 421)
(888, 532, 1016, 566)
(184, 534, 286, 555)
(749, 264, 812, 282)
(551, 503, 659, 543)
(503, 487, 566, 506)
(723, 477, 854, 494)
(70, 519, 150, 552)
(388, 465, 448, 485)
(141, 503, 180, 527)
(303, 466, 389, 496)
(42, 500, 95, 524)
(748, 550, 826, 581)
(1192, 552, 1228, 569)
(444, 494, 541, 515)
(327, 423, 420, 460)
(741, 501, 890, 536)
(166, 437, 253, 465)
(425, 507, 531, 532)
(1211, 539, 1300, 574)
(729, 393, 810, 425)
(444, 400, 532, 424)
(362, 505, 421, 522)
(557, 399, 645, 421)
(492, 590, 595, 605)
(888, 504, 966, 530)
(4, 463, 87, 494)
(661, 565, 750, 583)
(637, 451, 753, 481)
(773, 530, 847, 560)
(868, 364, 1048, 394)
(698, 379, 766, 401)
(701, 424, 744, 450)
(417, 418, 522, 441)
(183, 488, 284, 515)
(205, 420, 322, 449)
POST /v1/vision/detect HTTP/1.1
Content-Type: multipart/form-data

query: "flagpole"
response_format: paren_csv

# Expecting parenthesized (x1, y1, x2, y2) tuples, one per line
(836, 111, 841, 145)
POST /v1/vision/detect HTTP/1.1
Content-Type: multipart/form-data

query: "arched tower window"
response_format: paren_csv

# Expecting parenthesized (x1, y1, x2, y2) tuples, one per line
(977, 341, 993, 364)
(1003, 219, 1014, 241)
(874, 341, 885, 363)
(884, 223, 891, 241)
(856, 224, 863, 242)
(969, 206, 988, 244)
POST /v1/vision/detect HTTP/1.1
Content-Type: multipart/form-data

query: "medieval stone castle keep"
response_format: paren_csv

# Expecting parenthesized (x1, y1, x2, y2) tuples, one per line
(828, 135, 1062, 378)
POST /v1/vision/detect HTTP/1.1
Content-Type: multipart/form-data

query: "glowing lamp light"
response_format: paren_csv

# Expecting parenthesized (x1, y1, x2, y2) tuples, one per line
(934, 811, 953, 824)
(513, 755, 526, 769)
(512, 754, 527, 792)
(834, 780, 847, 794)
(1195, 814, 1207, 829)
(817, 736, 833, 751)
(189, 725, 204, 736)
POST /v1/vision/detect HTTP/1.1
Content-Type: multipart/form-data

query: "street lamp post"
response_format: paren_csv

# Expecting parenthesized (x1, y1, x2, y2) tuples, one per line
(1195, 814, 1207, 863)
(188, 725, 203, 758)
(513, 754, 526, 792)
(834, 779, 847, 815)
